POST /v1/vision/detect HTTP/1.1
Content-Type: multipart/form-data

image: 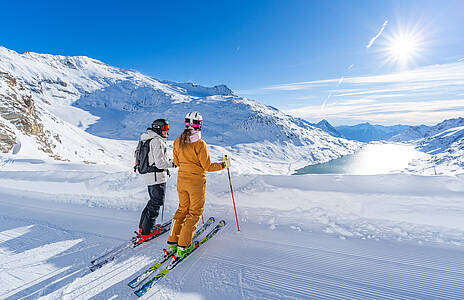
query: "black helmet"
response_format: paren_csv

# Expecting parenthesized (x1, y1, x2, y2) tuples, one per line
(151, 119, 170, 136)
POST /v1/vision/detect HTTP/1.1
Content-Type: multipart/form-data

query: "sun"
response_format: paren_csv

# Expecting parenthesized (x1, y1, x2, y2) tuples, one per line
(388, 33, 419, 65)
(390, 36, 417, 60)
(380, 26, 424, 69)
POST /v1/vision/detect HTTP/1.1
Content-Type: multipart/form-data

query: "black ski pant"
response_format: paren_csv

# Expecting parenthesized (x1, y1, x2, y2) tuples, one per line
(139, 183, 166, 234)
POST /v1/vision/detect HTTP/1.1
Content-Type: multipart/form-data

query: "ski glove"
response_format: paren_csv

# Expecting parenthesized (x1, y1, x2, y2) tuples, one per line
(222, 156, 231, 169)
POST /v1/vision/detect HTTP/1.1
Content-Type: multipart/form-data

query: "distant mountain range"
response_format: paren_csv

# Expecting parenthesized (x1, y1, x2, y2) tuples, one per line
(314, 118, 463, 144)
(311, 120, 415, 143)
(334, 123, 411, 142)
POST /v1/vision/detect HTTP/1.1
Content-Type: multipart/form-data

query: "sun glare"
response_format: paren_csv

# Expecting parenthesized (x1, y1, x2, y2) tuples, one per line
(389, 36, 417, 61)
(381, 26, 424, 69)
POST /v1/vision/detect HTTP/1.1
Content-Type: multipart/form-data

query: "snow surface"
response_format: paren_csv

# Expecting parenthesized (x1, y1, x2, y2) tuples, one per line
(1, 151, 464, 299)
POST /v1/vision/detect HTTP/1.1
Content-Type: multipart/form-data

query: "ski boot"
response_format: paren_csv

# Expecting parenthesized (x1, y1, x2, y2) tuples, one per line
(164, 243, 178, 255)
(173, 241, 199, 261)
(137, 225, 165, 243)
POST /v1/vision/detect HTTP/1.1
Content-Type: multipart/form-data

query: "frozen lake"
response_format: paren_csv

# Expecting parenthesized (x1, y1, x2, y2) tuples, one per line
(295, 143, 427, 175)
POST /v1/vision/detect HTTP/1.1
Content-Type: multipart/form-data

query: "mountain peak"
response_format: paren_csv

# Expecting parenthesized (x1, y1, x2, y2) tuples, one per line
(314, 119, 344, 138)
(317, 119, 330, 126)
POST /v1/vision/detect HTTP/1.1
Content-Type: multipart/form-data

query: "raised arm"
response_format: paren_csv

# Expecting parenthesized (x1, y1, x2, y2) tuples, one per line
(198, 141, 224, 172)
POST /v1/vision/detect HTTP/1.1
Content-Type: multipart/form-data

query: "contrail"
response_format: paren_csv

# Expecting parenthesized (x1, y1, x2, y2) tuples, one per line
(366, 20, 388, 49)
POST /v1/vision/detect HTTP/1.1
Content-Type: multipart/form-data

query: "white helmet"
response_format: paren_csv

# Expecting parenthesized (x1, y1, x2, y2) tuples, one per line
(185, 111, 203, 129)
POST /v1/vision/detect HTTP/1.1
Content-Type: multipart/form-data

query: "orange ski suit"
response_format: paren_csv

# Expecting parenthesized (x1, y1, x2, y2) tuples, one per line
(168, 137, 224, 247)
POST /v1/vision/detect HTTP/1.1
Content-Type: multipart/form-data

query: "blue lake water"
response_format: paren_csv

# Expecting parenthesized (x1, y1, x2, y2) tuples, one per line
(294, 143, 426, 175)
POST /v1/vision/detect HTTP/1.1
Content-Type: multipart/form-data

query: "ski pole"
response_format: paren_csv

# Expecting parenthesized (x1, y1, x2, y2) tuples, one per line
(161, 205, 164, 223)
(225, 155, 240, 232)
(201, 215, 204, 224)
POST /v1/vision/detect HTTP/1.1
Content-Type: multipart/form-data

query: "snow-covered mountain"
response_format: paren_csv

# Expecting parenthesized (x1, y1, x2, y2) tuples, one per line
(415, 118, 464, 153)
(392, 118, 463, 143)
(390, 125, 431, 142)
(0, 46, 359, 174)
(336, 123, 410, 142)
(405, 118, 464, 175)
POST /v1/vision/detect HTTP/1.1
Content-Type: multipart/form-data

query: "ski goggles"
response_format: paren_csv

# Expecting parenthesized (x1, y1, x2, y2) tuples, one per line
(162, 124, 170, 131)
(185, 122, 202, 128)
(185, 119, 202, 128)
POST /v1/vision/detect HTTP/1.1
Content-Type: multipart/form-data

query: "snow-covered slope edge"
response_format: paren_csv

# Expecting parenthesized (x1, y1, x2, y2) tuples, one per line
(0, 46, 360, 174)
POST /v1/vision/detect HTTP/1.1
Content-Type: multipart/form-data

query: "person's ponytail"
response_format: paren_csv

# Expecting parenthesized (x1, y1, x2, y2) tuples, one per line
(179, 129, 193, 148)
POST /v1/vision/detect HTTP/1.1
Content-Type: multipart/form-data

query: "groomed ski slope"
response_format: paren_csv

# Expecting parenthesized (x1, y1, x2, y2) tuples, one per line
(1, 212, 464, 299)
(0, 158, 464, 299)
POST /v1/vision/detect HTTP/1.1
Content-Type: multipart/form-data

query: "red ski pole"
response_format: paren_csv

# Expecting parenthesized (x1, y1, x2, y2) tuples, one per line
(225, 155, 240, 232)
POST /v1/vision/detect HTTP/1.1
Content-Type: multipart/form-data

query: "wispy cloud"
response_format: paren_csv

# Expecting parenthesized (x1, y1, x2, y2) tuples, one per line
(277, 60, 464, 125)
(240, 60, 464, 125)
(261, 61, 464, 92)
(267, 61, 464, 91)
(286, 99, 464, 125)
(366, 20, 388, 49)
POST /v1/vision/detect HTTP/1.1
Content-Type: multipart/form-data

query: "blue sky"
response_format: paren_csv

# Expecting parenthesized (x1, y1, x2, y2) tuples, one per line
(1, 0, 463, 125)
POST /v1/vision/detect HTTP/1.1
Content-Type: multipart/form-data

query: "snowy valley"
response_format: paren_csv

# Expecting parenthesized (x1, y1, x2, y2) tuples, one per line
(1, 48, 464, 299)
(317, 118, 464, 176)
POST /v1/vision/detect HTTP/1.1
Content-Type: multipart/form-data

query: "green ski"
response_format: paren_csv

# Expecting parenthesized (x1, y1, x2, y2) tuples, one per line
(134, 220, 226, 297)
(128, 217, 215, 288)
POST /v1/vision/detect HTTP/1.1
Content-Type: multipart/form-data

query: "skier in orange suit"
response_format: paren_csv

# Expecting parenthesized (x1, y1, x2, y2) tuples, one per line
(167, 111, 230, 259)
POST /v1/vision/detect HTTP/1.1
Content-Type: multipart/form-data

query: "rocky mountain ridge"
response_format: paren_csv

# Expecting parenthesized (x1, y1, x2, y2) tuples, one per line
(0, 71, 58, 157)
